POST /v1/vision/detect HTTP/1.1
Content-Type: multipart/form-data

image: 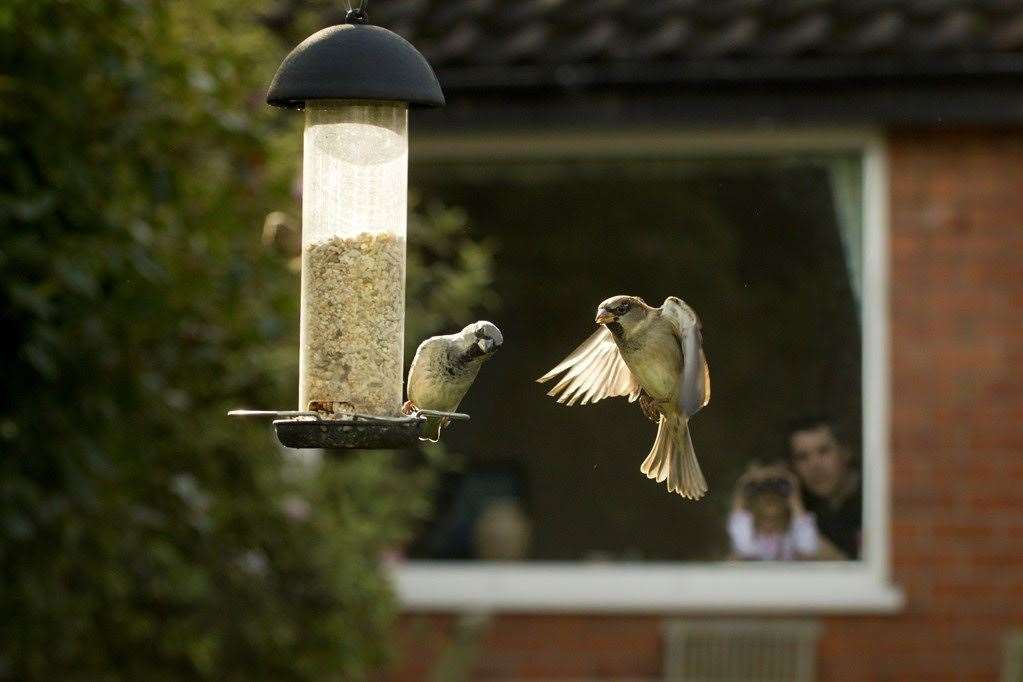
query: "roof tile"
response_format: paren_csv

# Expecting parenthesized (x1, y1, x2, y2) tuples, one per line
(269, 0, 1023, 85)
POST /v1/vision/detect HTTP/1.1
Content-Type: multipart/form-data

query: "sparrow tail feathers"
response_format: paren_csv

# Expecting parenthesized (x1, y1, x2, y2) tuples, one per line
(640, 413, 707, 500)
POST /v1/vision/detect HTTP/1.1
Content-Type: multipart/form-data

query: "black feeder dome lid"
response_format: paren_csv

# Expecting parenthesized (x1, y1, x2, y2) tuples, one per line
(266, 15, 444, 109)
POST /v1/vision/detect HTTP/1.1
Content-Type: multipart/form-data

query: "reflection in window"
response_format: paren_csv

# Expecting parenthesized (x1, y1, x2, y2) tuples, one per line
(408, 153, 864, 563)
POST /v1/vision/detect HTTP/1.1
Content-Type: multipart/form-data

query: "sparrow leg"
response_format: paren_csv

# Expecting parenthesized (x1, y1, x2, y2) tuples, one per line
(401, 400, 418, 416)
(638, 390, 661, 423)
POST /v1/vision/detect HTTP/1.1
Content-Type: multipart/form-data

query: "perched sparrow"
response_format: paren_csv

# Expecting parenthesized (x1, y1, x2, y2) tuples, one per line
(538, 296, 711, 499)
(404, 321, 503, 442)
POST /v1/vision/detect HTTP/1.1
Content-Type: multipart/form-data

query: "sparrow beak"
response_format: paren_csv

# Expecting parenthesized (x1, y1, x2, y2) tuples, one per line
(595, 309, 615, 325)
(477, 338, 495, 354)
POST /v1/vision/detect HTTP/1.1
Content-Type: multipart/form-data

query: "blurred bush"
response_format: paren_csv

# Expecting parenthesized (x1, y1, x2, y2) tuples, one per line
(0, 1, 494, 679)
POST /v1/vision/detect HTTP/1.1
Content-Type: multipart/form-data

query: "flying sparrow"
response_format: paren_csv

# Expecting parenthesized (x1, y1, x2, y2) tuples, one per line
(404, 321, 503, 442)
(538, 296, 710, 499)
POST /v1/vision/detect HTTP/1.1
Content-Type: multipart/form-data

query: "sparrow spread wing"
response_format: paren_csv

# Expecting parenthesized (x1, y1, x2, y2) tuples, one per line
(537, 327, 641, 405)
(699, 348, 711, 408)
(659, 300, 711, 414)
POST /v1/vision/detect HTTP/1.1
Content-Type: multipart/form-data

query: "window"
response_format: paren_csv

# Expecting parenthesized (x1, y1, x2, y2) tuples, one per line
(391, 130, 901, 612)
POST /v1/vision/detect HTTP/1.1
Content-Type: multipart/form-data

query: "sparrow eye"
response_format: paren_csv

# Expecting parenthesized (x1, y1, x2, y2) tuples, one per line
(615, 303, 630, 315)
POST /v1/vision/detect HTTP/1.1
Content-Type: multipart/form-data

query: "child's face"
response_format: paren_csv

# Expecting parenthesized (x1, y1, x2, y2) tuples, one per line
(749, 493, 790, 534)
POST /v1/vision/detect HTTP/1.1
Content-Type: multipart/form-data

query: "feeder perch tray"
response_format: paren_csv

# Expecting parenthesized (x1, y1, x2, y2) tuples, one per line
(228, 409, 469, 450)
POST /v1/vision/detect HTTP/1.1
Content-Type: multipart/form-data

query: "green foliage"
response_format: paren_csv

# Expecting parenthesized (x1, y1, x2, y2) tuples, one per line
(0, 1, 494, 679)
(407, 195, 499, 351)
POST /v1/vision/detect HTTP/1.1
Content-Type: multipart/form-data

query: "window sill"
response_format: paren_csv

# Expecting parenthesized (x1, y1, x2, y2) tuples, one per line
(389, 561, 905, 614)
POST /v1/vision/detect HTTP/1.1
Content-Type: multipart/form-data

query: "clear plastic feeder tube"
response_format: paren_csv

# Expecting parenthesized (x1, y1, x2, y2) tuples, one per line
(299, 100, 408, 416)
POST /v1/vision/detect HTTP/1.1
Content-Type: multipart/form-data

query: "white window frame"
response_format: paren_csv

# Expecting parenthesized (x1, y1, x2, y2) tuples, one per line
(391, 128, 903, 613)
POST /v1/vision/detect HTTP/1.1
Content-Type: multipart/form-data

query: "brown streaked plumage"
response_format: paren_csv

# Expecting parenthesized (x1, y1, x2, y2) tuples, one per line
(538, 295, 711, 499)
(405, 321, 503, 442)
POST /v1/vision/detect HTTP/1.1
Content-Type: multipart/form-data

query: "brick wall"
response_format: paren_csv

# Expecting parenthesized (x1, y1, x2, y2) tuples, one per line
(385, 129, 1023, 681)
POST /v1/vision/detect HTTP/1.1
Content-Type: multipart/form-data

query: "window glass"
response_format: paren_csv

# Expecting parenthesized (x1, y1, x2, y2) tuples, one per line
(408, 154, 864, 562)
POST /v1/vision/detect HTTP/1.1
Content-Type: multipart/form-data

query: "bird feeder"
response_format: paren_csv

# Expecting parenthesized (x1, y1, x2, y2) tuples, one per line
(231, 3, 466, 449)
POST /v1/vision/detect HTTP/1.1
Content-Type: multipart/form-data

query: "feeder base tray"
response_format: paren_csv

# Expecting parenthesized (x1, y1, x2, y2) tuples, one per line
(228, 408, 469, 450)
(274, 416, 420, 449)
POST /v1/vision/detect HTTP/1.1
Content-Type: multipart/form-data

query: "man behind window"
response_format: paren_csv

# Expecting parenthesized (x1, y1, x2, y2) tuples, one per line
(786, 416, 862, 560)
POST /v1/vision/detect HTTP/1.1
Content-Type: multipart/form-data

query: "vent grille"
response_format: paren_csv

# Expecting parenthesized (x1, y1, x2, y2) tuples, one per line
(663, 619, 820, 682)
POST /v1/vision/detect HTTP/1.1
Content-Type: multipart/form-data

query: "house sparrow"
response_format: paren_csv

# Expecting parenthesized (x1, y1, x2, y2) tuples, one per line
(538, 296, 711, 499)
(403, 321, 503, 442)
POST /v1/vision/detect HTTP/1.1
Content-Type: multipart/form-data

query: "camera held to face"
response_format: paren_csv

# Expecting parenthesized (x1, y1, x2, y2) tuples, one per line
(743, 475, 793, 499)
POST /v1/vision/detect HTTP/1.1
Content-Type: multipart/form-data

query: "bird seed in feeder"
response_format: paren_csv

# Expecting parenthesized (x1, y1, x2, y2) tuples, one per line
(300, 232, 406, 417)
